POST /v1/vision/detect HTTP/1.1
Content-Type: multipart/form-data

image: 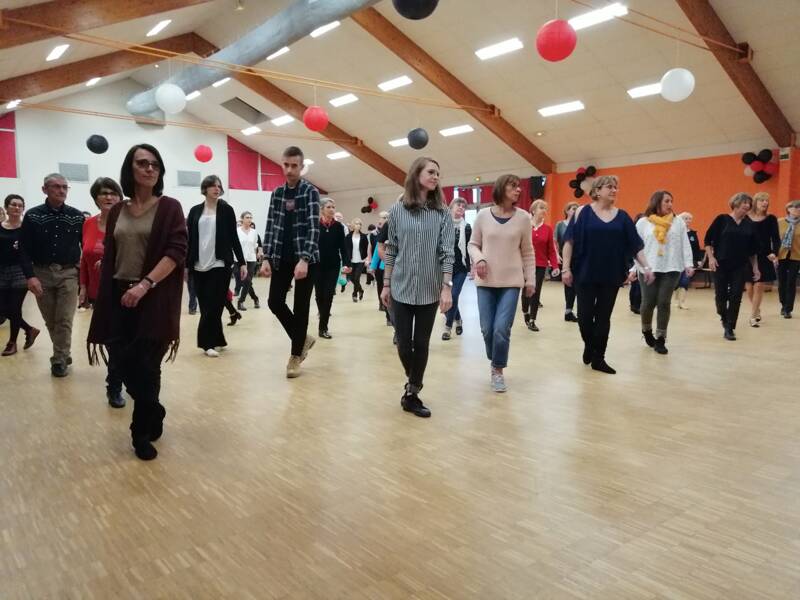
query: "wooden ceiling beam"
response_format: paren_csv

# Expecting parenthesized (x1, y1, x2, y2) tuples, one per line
(675, 0, 795, 147)
(351, 7, 555, 174)
(0, 34, 198, 100)
(0, 0, 215, 50)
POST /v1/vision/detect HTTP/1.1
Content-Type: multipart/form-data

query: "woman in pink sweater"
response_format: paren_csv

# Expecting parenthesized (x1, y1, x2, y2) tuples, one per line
(468, 174, 535, 393)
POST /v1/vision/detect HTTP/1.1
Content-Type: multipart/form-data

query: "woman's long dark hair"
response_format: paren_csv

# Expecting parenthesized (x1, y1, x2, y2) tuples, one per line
(644, 190, 673, 217)
(402, 157, 445, 211)
(120, 143, 166, 198)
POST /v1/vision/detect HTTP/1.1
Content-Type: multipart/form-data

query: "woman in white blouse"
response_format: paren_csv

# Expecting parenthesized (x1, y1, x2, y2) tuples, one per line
(344, 218, 369, 302)
(236, 211, 261, 310)
(632, 191, 694, 354)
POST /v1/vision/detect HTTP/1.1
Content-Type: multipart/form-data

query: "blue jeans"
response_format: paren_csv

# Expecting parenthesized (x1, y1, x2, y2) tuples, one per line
(477, 287, 520, 369)
(444, 270, 468, 327)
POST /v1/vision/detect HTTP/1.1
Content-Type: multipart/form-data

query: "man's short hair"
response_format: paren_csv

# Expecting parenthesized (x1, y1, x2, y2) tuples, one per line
(282, 146, 304, 162)
(43, 173, 67, 186)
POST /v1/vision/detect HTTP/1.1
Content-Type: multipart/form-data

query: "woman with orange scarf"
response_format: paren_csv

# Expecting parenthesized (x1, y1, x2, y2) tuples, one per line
(632, 191, 694, 354)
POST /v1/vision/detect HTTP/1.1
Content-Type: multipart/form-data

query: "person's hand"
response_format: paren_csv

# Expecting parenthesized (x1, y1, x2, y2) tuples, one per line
(94, 259, 102, 272)
(78, 286, 87, 307)
(524, 283, 535, 298)
(562, 270, 573, 287)
(768, 253, 779, 267)
(643, 270, 656, 285)
(626, 271, 638, 284)
(27, 276, 43, 297)
(707, 256, 718, 272)
(685, 267, 695, 278)
(259, 261, 272, 278)
(752, 268, 761, 282)
(294, 259, 309, 280)
(367, 268, 374, 275)
(380, 285, 391, 308)
(475, 260, 488, 279)
(697, 260, 704, 269)
(550, 268, 560, 278)
(439, 286, 453, 313)
(239, 264, 248, 281)
(121, 283, 148, 308)
(342, 266, 352, 274)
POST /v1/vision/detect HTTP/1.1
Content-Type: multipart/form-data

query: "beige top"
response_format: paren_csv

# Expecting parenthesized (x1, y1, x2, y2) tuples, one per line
(113, 202, 157, 280)
(468, 207, 535, 288)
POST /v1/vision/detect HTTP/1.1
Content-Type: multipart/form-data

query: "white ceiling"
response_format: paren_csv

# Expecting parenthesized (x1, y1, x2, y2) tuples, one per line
(2, 0, 798, 194)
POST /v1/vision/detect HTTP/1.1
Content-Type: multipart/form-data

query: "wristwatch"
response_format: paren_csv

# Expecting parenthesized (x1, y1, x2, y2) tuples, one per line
(444, 280, 453, 288)
(143, 276, 157, 288)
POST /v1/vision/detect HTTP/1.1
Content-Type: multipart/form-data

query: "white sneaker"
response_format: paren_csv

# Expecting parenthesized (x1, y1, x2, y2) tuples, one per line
(205, 348, 220, 357)
(491, 368, 507, 393)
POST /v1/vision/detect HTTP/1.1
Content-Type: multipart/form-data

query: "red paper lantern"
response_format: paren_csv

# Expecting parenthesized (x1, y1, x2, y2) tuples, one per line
(576, 166, 586, 175)
(750, 160, 764, 172)
(763, 162, 778, 175)
(536, 19, 577, 62)
(194, 144, 213, 163)
(303, 106, 329, 132)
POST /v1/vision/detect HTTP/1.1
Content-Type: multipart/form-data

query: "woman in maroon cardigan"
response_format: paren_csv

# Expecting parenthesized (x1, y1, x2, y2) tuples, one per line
(88, 144, 187, 461)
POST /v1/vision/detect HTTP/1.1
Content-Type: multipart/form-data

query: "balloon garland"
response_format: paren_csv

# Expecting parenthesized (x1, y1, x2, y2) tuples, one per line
(567, 165, 598, 199)
(741, 148, 777, 184)
(360, 197, 379, 213)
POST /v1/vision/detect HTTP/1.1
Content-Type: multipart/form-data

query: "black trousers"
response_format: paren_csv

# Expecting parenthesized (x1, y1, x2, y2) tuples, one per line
(111, 282, 168, 443)
(576, 283, 619, 360)
(237, 261, 259, 305)
(375, 267, 385, 311)
(315, 264, 340, 332)
(194, 267, 230, 350)
(0, 288, 33, 344)
(350, 263, 365, 298)
(105, 345, 123, 395)
(521, 266, 547, 321)
(778, 259, 800, 313)
(268, 260, 318, 356)
(713, 263, 748, 329)
(393, 301, 438, 393)
(563, 282, 576, 312)
(629, 280, 641, 311)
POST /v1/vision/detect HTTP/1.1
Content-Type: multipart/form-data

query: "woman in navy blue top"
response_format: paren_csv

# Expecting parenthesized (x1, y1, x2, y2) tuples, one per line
(562, 176, 654, 374)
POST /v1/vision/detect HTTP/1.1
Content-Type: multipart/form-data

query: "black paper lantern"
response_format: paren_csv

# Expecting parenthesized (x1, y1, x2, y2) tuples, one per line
(757, 148, 773, 163)
(585, 165, 597, 177)
(741, 152, 756, 165)
(360, 206, 370, 213)
(407, 127, 429, 150)
(392, 0, 439, 20)
(568, 179, 579, 189)
(573, 188, 584, 199)
(753, 171, 771, 184)
(86, 134, 109, 154)
(575, 171, 586, 183)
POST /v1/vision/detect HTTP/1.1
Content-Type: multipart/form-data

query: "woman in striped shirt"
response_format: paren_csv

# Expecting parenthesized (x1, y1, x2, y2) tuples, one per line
(382, 157, 455, 418)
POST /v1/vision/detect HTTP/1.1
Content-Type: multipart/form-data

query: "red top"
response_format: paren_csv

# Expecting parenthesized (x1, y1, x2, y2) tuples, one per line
(80, 215, 105, 301)
(531, 222, 559, 268)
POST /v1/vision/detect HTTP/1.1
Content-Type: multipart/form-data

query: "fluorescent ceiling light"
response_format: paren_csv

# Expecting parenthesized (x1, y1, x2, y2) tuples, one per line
(146, 19, 172, 37)
(439, 124, 474, 137)
(270, 114, 294, 126)
(537, 100, 585, 117)
(327, 151, 350, 160)
(85, 77, 101, 87)
(378, 75, 412, 92)
(329, 93, 358, 107)
(388, 137, 409, 147)
(212, 77, 231, 87)
(5, 99, 21, 110)
(241, 126, 261, 136)
(303, 159, 314, 165)
(186, 91, 201, 101)
(267, 46, 290, 61)
(46, 44, 69, 62)
(568, 2, 628, 31)
(627, 82, 661, 98)
(475, 37, 524, 60)
(310, 21, 340, 38)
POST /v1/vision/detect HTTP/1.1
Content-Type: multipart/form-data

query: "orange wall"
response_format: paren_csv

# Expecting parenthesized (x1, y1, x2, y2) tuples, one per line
(546, 152, 789, 237)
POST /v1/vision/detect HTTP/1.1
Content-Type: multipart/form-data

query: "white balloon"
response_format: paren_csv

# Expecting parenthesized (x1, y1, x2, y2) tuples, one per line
(300, 164, 309, 176)
(660, 68, 695, 102)
(744, 166, 754, 177)
(155, 83, 187, 114)
(579, 179, 592, 193)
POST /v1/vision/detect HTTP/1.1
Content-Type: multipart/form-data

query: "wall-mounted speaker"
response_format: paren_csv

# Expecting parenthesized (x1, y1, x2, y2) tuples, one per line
(530, 176, 546, 199)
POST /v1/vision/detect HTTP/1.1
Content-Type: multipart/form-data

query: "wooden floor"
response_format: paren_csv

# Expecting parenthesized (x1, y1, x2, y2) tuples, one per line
(1, 280, 798, 599)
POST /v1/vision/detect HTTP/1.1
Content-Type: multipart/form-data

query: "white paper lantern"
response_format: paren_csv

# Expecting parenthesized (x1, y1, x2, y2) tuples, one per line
(660, 68, 695, 102)
(300, 164, 309, 177)
(155, 83, 187, 114)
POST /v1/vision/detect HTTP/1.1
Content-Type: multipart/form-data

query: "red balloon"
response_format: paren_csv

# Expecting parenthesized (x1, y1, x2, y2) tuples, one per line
(303, 105, 329, 132)
(576, 166, 586, 175)
(536, 19, 577, 62)
(194, 144, 212, 163)
(763, 162, 778, 175)
(750, 160, 764, 172)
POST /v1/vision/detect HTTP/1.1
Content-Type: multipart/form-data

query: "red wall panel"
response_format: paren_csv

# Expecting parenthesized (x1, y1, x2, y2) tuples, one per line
(0, 131, 18, 179)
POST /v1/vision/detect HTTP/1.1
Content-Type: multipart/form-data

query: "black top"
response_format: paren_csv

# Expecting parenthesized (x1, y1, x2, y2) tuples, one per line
(0, 225, 32, 273)
(19, 200, 84, 275)
(687, 229, 703, 264)
(377, 222, 389, 244)
(318, 220, 347, 269)
(751, 214, 781, 258)
(453, 222, 472, 274)
(280, 186, 298, 264)
(704, 214, 758, 268)
(344, 232, 370, 267)
(186, 199, 245, 272)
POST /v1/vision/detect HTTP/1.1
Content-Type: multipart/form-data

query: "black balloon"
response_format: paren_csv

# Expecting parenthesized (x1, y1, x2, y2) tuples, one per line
(568, 179, 579, 189)
(585, 165, 597, 177)
(575, 171, 586, 182)
(757, 148, 773, 163)
(573, 188, 584, 199)
(360, 206, 370, 213)
(407, 127, 429, 150)
(741, 152, 756, 165)
(86, 134, 109, 154)
(393, 0, 439, 20)
(753, 171, 770, 184)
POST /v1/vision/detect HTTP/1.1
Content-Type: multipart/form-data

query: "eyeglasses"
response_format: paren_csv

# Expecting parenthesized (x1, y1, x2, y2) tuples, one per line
(47, 184, 70, 190)
(134, 159, 161, 171)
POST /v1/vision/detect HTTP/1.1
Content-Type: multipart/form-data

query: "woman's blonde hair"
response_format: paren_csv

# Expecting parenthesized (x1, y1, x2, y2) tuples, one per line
(402, 157, 445, 211)
(563, 201, 579, 217)
(530, 199, 547, 215)
(678, 211, 693, 222)
(590, 175, 619, 200)
(320, 198, 335, 210)
(751, 191, 770, 216)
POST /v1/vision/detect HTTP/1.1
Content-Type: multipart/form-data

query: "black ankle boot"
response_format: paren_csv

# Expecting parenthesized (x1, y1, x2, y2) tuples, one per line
(107, 389, 125, 408)
(653, 336, 668, 354)
(133, 438, 158, 460)
(591, 357, 616, 374)
(642, 330, 656, 347)
(401, 392, 431, 418)
(724, 327, 736, 341)
(151, 405, 167, 441)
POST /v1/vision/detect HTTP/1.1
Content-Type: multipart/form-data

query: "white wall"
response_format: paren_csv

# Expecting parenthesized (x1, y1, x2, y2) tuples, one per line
(0, 79, 271, 229)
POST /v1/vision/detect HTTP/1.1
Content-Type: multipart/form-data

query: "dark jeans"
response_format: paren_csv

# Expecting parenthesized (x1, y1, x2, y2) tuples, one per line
(350, 263, 365, 298)
(0, 288, 33, 344)
(105, 344, 123, 396)
(194, 267, 230, 350)
(778, 259, 799, 313)
(375, 267, 385, 310)
(713, 263, 748, 329)
(268, 259, 318, 356)
(444, 270, 468, 327)
(639, 271, 681, 337)
(521, 266, 547, 321)
(315, 264, 340, 332)
(187, 271, 198, 312)
(393, 301, 438, 393)
(237, 261, 259, 305)
(576, 283, 619, 360)
(563, 282, 576, 312)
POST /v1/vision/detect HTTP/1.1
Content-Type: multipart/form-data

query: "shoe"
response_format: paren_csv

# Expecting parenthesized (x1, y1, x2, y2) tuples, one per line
(319, 330, 332, 339)
(151, 405, 166, 441)
(401, 392, 431, 418)
(749, 317, 759, 328)
(2, 342, 17, 356)
(205, 348, 220, 357)
(300, 334, 316, 361)
(253, 299, 260, 309)
(582, 345, 592, 365)
(491, 369, 507, 393)
(107, 389, 125, 408)
(653, 337, 668, 355)
(352, 296, 358, 303)
(642, 330, 656, 347)
(455, 320, 463, 335)
(538, 301, 543, 308)
(442, 326, 452, 341)
(631, 307, 641, 315)
(591, 358, 616, 374)
(189, 309, 197, 315)
(23, 327, 40, 349)
(51, 363, 68, 377)
(784, 312, 792, 319)
(227, 312, 242, 326)
(359, 290, 364, 301)
(341, 285, 346, 293)
(781, 308, 787, 317)
(132, 438, 158, 461)
(724, 328, 736, 341)
(565, 312, 579, 322)
(286, 355, 302, 378)
(523, 314, 531, 327)
(527, 321, 539, 332)
(755, 311, 762, 322)
(237, 302, 247, 311)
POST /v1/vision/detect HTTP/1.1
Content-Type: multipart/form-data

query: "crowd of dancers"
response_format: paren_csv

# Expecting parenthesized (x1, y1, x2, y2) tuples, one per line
(1, 143, 798, 459)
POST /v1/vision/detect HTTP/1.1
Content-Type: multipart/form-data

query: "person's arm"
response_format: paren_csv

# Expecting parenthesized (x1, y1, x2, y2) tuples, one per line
(767, 215, 780, 263)
(626, 214, 653, 282)
(260, 193, 277, 276)
(229, 207, 246, 267)
(343, 234, 353, 269)
(301, 188, 320, 263)
(521, 219, 536, 295)
(380, 209, 398, 307)
(704, 216, 722, 271)
(439, 212, 455, 285)
(677, 219, 694, 274)
(547, 224, 560, 272)
(467, 212, 487, 279)
(560, 207, 581, 286)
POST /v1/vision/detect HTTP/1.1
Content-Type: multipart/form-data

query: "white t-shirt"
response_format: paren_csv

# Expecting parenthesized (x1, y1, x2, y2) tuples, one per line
(351, 233, 362, 262)
(237, 227, 259, 262)
(195, 214, 224, 271)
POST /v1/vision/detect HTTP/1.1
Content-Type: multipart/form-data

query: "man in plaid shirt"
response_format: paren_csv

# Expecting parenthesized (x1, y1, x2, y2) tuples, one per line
(260, 146, 320, 378)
